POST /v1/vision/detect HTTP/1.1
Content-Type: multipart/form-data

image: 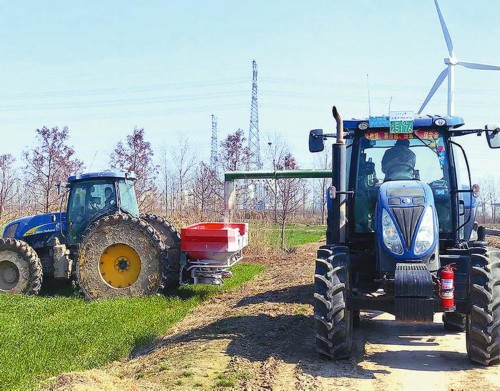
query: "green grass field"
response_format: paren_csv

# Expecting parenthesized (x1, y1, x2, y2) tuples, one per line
(0, 263, 263, 391)
(268, 225, 325, 248)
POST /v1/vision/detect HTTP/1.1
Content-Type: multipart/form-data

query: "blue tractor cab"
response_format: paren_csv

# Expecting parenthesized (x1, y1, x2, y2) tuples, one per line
(310, 107, 500, 366)
(65, 171, 138, 245)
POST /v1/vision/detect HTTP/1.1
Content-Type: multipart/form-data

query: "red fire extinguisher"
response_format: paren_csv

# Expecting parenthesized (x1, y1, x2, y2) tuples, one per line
(440, 264, 455, 311)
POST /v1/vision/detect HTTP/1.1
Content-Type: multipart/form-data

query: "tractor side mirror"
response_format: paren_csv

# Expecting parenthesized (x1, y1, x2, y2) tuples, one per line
(485, 127, 500, 149)
(309, 129, 325, 153)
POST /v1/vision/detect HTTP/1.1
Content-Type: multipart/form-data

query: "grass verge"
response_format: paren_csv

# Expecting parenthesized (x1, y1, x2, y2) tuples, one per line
(246, 222, 325, 257)
(267, 224, 325, 248)
(0, 263, 263, 391)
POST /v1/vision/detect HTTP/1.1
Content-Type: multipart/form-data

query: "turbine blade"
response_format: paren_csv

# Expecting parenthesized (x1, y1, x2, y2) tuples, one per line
(457, 60, 500, 71)
(418, 68, 448, 114)
(434, 0, 454, 57)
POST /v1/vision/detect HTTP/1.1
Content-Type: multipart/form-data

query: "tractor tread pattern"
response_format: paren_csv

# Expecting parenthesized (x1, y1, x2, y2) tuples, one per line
(0, 238, 43, 295)
(466, 246, 500, 366)
(314, 245, 352, 360)
(443, 312, 466, 332)
(140, 214, 181, 290)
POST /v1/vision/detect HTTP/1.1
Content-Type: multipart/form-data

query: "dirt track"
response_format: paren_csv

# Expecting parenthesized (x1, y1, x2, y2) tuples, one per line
(49, 242, 500, 390)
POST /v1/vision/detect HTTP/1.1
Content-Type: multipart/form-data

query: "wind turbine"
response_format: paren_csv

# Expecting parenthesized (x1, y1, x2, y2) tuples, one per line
(418, 0, 500, 116)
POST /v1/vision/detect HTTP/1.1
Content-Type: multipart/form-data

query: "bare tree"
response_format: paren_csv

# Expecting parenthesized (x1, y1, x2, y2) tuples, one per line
(219, 129, 251, 212)
(170, 137, 196, 213)
(300, 181, 309, 219)
(23, 126, 84, 213)
(0, 154, 18, 220)
(158, 144, 170, 216)
(476, 180, 489, 223)
(264, 134, 303, 249)
(481, 176, 499, 223)
(110, 127, 158, 210)
(276, 153, 302, 250)
(191, 162, 223, 219)
(265, 133, 296, 224)
(14, 178, 34, 217)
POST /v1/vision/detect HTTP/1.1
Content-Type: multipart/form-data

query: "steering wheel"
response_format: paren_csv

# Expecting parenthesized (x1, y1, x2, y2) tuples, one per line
(88, 200, 100, 212)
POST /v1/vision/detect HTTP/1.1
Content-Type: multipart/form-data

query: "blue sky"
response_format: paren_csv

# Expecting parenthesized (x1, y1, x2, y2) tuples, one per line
(0, 0, 499, 182)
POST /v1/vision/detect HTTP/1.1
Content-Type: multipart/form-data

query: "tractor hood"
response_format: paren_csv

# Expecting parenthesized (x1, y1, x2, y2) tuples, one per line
(375, 180, 440, 272)
(3, 212, 66, 240)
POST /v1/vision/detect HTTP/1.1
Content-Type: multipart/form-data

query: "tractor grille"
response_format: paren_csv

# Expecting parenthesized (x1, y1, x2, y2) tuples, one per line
(391, 206, 424, 249)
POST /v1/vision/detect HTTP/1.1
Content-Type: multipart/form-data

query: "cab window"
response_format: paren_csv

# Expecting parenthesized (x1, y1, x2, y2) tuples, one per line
(118, 179, 139, 217)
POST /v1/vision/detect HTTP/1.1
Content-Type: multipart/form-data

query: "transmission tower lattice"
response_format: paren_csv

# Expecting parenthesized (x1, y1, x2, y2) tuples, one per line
(210, 114, 218, 171)
(248, 60, 262, 169)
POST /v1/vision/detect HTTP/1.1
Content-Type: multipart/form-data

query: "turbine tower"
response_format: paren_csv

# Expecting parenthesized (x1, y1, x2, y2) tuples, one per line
(248, 60, 262, 169)
(418, 0, 500, 116)
(210, 114, 218, 171)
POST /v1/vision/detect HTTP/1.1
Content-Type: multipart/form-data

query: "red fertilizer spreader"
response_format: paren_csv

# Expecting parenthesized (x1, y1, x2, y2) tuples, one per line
(180, 222, 248, 285)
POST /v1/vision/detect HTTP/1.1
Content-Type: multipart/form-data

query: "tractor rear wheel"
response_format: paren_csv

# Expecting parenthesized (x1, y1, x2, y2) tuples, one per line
(314, 245, 353, 359)
(443, 312, 466, 332)
(77, 213, 165, 300)
(0, 238, 42, 295)
(140, 214, 181, 290)
(466, 247, 500, 366)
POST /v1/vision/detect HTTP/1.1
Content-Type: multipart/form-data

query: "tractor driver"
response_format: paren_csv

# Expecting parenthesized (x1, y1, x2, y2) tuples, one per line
(104, 187, 116, 210)
(381, 139, 416, 181)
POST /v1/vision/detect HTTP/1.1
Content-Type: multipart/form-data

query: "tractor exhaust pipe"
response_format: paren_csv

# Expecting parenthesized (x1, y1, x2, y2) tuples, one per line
(332, 106, 344, 143)
(329, 106, 347, 245)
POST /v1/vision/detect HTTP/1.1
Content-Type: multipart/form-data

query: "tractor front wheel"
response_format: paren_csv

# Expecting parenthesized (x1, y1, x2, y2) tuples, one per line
(0, 238, 42, 295)
(466, 247, 500, 366)
(314, 245, 353, 359)
(77, 213, 165, 300)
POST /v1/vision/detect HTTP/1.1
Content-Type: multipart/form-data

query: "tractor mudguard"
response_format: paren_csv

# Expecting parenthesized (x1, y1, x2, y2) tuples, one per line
(394, 263, 434, 323)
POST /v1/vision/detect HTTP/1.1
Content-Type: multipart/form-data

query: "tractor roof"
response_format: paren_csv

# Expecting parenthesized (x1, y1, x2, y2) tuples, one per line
(344, 115, 465, 131)
(67, 171, 136, 183)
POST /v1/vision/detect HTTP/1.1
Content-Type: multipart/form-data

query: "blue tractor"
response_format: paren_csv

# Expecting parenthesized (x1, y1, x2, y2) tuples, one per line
(309, 107, 500, 366)
(0, 172, 181, 300)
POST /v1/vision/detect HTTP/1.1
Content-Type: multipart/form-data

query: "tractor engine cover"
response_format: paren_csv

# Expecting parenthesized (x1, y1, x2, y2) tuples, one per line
(394, 263, 434, 323)
(375, 180, 440, 273)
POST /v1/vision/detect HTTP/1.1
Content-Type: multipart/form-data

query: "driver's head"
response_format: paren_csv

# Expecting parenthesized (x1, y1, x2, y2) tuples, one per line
(395, 139, 410, 147)
(105, 187, 113, 197)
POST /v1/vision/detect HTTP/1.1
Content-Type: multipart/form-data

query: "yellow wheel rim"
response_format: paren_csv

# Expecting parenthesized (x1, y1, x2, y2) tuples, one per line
(99, 244, 141, 288)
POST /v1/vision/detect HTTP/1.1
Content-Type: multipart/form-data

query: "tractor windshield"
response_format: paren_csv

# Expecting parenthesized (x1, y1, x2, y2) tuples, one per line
(354, 131, 452, 234)
(67, 179, 118, 244)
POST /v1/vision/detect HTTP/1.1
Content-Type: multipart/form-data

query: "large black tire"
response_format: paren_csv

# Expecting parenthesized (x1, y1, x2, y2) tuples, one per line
(466, 247, 500, 366)
(0, 238, 42, 295)
(140, 214, 181, 290)
(443, 312, 466, 332)
(314, 245, 353, 359)
(77, 213, 165, 300)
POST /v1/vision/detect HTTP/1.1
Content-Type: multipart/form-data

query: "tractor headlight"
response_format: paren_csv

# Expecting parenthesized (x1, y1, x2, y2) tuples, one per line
(382, 209, 403, 255)
(414, 206, 435, 255)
